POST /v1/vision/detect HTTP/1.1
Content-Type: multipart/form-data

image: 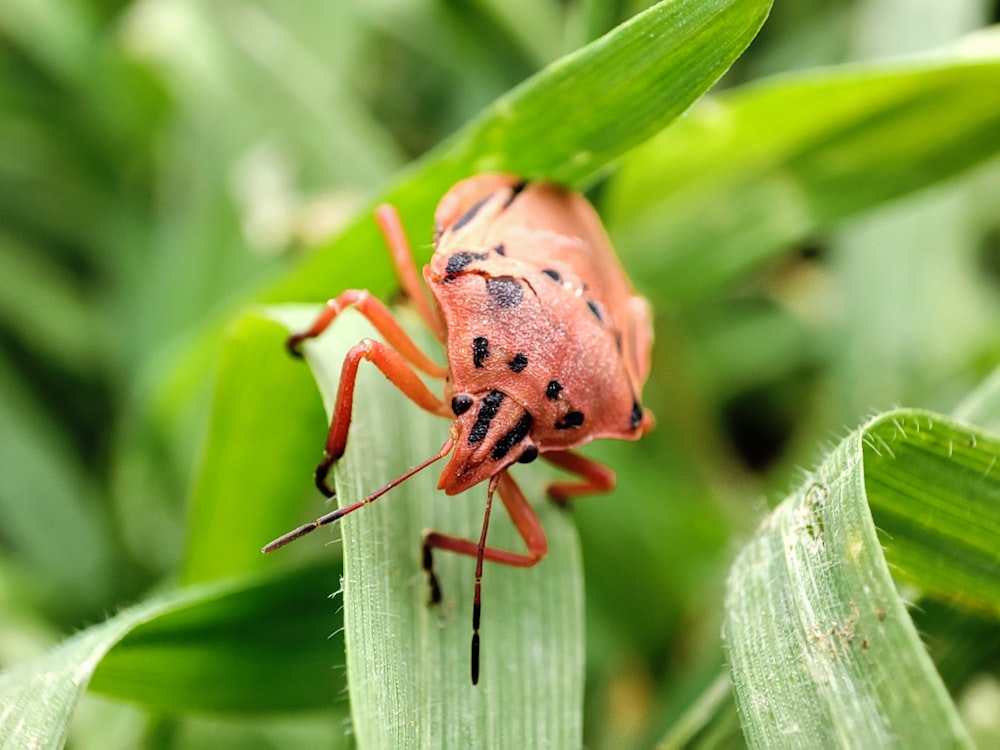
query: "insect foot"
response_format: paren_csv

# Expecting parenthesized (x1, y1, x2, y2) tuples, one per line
(285, 332, 308, 358)
(314, 454, 337, 498)
(421, 533, 444, 605)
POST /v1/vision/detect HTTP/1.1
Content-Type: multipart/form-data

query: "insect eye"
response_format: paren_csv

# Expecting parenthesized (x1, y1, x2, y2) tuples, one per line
(451, 394, 474, 416)
(517, 445, 539, 464)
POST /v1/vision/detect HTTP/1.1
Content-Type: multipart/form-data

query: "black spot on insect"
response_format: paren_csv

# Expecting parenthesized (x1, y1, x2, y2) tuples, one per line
(493, 243, 506, 256)
(508, 353, 528, 373)
(517, 445, 538, 464)
(587, 300, 603, 323)
(451, 394, 473, 416)
(630, 400, 643, 429)
(501, 180, 528, 209)
(451, 194, 492, 232)
(555, 411, 585, 430)
(545, 380, 563, 400)
(541, 268, 562, 283)
(486, 276, 523, 308)
(446, 251, 488, 275)
(472, 336, 489, 368)
(468, 391, 505, 445)
(491, 413, 533, 460)
(614, 331, 623, 353)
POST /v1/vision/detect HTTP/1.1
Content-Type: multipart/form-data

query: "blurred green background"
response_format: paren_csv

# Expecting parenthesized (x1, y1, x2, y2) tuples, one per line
(1, 0, 999, 747)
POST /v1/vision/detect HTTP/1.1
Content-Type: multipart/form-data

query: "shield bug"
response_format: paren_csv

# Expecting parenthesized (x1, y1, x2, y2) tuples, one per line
(264, 174, 654, 684)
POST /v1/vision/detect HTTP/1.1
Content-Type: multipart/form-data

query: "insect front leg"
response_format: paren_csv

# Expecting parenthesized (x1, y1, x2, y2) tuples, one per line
(541, 450, 616, 508)
(421, 471, 548, 600)
(421, 471, 547, 684)
(313, 338, 451, 496)
(288, 290, 447, 380)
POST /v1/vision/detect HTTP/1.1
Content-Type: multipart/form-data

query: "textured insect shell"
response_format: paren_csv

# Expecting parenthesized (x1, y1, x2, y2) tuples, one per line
(425, 175, 653, 495)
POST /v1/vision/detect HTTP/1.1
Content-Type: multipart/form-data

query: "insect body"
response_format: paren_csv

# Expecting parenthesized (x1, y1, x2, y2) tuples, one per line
(264, 174, 654, 684)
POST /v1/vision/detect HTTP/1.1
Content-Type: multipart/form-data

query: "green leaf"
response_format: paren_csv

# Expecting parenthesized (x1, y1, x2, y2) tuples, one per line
(606, 29, 1000, 301)
(724, 408, 1000, 747)
(181, 312, 327, 584)
(0, 564, 344, 746)
(278, 306, 584, 747)
(866, 414, 1000, 615)
(261, 0, 774, 304)
(90, 564, 345, 713)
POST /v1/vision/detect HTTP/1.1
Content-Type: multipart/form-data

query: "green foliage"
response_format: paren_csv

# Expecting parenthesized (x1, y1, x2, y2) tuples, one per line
(0, 564, 346, 747)
(725, 410, 999, 747)
(607, 53, 1000, 302)
(1, 0, 999, 748)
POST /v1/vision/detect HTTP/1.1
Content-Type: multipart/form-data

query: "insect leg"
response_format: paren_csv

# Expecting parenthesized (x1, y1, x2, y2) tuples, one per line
(422, 471, 548, 597)
(421, 471, 547, 684)
(374, 205, 446, 342)
(541, 450, 616, 508)
(312, 339, 451, 496)
(287, 290, 447, 379)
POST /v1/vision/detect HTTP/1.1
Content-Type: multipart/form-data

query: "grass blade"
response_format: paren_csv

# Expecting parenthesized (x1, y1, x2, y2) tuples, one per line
(261, 0, 773, 304)
(865, 412, 1000, 614)
(724, 408, 1000, 747)
(280, 306, 584, 747)
(89, 564, 345, 714)
(0, 565, 344, 746)
(607, 31, 1000, 300)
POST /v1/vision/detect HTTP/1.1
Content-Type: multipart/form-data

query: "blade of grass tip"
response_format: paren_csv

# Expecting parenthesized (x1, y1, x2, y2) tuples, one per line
(724, 407, 992, 747)
(261, 0, 774, 305)
(284, 307, 584, 748)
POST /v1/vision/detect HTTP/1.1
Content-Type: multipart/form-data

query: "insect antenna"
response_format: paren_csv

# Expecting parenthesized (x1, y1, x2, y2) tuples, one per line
(471, 473, 500, 685)
(262, 436, 454, 554)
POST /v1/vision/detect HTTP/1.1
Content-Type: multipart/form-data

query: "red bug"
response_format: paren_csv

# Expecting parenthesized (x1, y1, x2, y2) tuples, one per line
(264, 173, 654, 684)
